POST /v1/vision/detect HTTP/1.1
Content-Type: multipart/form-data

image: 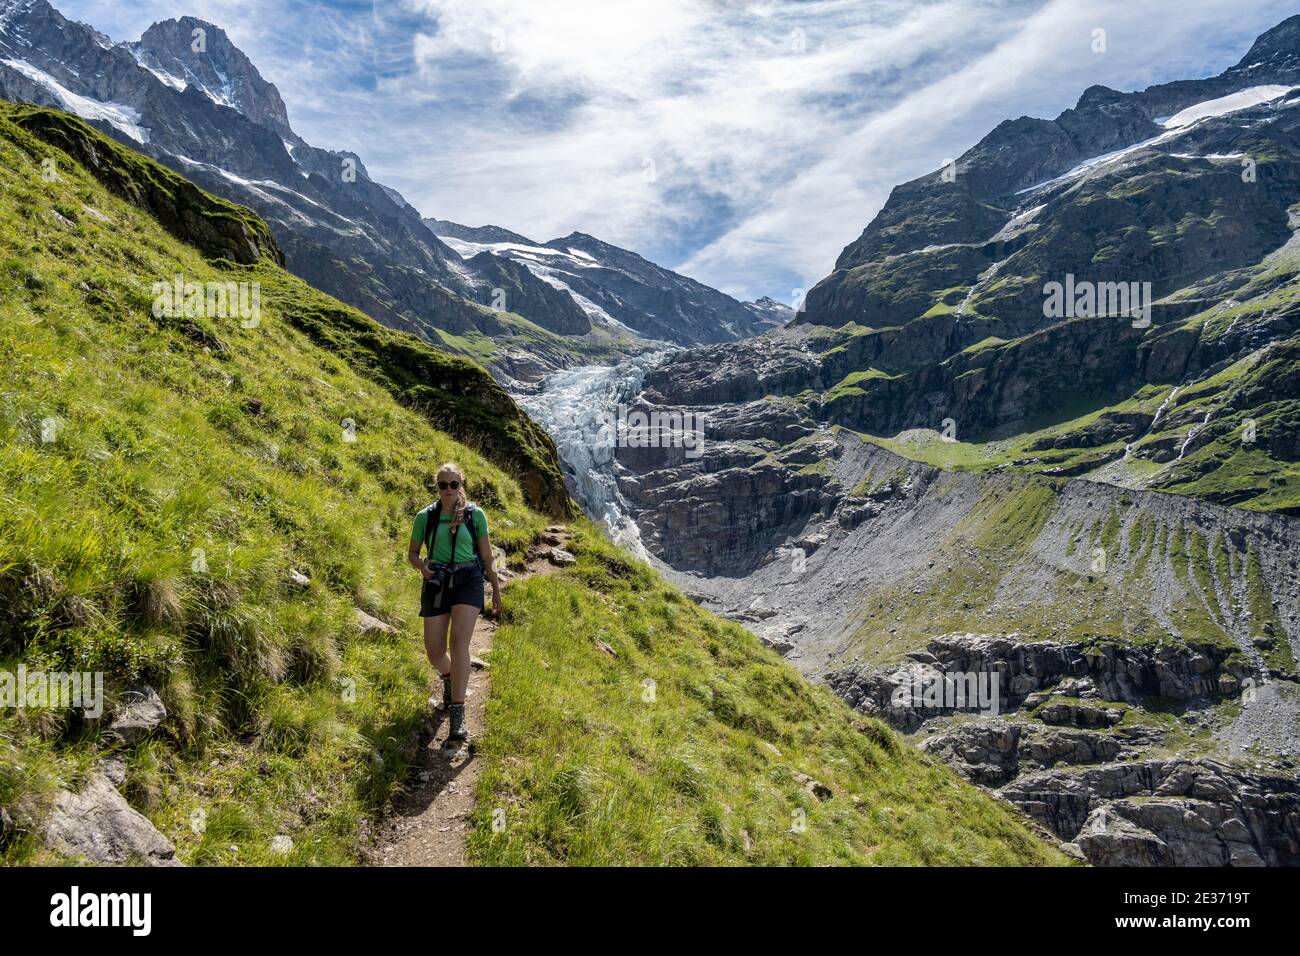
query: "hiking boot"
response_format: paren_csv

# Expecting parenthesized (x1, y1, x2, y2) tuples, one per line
(440, 672, 452, 710)
(447, 702, 468, 741)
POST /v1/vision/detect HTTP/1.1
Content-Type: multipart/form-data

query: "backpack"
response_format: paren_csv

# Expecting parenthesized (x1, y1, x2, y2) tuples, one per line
(423, 501, 481, 566)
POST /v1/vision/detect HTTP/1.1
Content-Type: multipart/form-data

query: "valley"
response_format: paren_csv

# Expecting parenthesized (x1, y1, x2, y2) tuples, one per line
(512, 18, 1300, 866)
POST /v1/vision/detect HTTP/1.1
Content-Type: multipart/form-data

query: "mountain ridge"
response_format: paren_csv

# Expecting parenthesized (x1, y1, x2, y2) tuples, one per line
(0, 0, 778, 378)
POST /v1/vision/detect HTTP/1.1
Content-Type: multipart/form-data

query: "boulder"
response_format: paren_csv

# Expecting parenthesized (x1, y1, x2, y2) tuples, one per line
(793, 771, 832, 801)
(547, 548, 577, 567)
(354, 608, 397, 635)
(41, 771, 180, 866)
(107, 686, 167, 745)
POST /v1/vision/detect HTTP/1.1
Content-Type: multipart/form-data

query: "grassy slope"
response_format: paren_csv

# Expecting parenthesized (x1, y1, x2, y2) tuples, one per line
(0, 104, 548, 864)
(469, 525, 1067, 865)
(8, 104, 571, 518)
(833, 470, 1296, 678)
(0, 105, 1066, 866)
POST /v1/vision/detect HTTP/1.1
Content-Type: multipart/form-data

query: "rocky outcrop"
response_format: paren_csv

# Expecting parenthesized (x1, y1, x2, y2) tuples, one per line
(37, 760, 180, 866)
(11, 106, 283, 265)
(919, 722, 1130, 787)
(919, 722, 1024, 786)
(1003, 759, 1300, 866)
(820, 628, 1298, 866)
(107, 686, 167, 745)
(825, 632, 1252, 731)
(925, 632, 1251, 705)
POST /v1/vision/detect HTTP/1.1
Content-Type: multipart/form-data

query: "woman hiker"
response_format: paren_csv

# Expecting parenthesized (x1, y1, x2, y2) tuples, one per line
(407, 462, 502, 742)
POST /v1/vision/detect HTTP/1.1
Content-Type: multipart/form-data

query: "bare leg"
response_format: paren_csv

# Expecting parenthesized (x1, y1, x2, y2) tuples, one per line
(449, 604, 480, 701)
(423, 613, 452, 676)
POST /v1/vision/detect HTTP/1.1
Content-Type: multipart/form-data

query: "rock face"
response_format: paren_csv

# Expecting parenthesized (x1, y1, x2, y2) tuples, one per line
(926, 633, 1246, 705)
(920, 720, 1139, 787)
(1003, 759, 1300, 866)
(826, 633, 1251, 729)
(822, 631, 1300, 866)
(129, 17, 292, 136)
(40, 768, 180, 866)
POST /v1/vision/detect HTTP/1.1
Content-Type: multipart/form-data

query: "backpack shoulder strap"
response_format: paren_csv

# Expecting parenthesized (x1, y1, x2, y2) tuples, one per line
(423, 501, 441, 554)
(463, 503, 481, 550)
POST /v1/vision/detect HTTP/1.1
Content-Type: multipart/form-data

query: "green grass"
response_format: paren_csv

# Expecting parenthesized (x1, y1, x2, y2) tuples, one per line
(467, 525, 1069, 866)
(822, 368, 899, 402)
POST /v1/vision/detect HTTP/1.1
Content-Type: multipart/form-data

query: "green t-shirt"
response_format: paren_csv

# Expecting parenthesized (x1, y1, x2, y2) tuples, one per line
(411, 505, 489, 565)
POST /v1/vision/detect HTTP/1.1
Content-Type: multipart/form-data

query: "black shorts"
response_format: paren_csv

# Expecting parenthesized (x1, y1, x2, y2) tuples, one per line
(420, 566, 484, 616)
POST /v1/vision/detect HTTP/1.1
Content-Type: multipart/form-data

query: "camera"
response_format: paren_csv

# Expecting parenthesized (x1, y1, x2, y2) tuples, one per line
(425, 560, 449, 590)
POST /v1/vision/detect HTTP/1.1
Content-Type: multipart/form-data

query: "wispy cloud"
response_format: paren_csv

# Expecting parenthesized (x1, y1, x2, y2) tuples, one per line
(57, 0, 1300, 300)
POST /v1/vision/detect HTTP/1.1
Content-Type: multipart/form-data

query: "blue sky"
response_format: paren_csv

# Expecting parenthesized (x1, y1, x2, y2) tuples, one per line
(56, 0, 1300, 302)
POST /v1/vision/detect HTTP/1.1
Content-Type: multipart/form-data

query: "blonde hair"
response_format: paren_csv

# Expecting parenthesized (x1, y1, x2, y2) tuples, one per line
(436, 462, 468, 530)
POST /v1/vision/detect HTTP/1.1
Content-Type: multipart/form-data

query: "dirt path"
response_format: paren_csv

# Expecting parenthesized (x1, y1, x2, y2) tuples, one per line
(366, 526, 572, 867)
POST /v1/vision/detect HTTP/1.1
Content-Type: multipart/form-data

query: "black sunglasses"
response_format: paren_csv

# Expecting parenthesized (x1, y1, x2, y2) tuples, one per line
(438, 480, 461, 490)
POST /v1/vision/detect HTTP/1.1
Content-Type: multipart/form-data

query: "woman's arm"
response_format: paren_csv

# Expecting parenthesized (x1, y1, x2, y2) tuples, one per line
(409, 540, 433, 579)
(478, 534, 502, 615)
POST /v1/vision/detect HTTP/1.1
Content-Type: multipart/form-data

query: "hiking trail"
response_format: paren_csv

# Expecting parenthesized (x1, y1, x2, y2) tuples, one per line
(365, 525, 573, 867)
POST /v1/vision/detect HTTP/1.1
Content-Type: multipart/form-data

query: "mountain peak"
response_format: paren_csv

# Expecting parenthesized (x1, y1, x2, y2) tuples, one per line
(1234, 13, 1300, 69)
(1074, 84, 1126, 108)
(130, 16, 291, 134)
(555, 230, 601, 247)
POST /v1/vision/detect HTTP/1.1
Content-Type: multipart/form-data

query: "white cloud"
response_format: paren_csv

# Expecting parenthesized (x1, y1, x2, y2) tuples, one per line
(678, 0, 1300, 297)
(54, 0, 1300, 300)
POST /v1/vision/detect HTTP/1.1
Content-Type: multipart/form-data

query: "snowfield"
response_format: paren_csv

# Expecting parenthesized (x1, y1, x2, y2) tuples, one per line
(1157, 85, 1293, 128)
(1, 57, 149, 143)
